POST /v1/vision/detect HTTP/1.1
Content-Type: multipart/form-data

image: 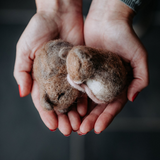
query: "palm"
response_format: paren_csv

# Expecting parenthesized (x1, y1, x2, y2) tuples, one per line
(84, 11, 140, 59)
(31, 12, 84, 134)
(78, 14, 130, 134)
(18, 12, 83, 60)
(15, 10, 84, 135)
(79, 5, 148, 134)
(84, 11, 148, 101)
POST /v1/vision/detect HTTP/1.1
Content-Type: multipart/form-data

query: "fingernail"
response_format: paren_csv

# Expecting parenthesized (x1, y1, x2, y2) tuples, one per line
(64, 134, 71, 137)
(49, 129, 56, 132)
(78, 132, 86, 136)
(132, 92, 139, 102)
(18, 85, 22, 97)
(94, 131, 101, 134)
(73, 130, 78, 132)
(78, 133, 82, 136)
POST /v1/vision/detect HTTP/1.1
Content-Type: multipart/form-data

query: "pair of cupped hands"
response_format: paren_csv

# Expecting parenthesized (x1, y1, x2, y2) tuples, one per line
(14, 0, 149, 136)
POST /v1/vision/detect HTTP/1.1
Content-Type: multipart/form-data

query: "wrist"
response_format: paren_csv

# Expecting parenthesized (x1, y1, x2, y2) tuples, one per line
(90, 0, 135, 23)
(36, 0, 82, 14)
(107, 0, 135, 21)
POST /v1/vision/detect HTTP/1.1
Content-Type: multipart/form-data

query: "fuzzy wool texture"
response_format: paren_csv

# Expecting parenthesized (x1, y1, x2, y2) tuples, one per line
(67, 46, 128, 103)
(33, 39, 79, 113)
(67, 74, 104, 104)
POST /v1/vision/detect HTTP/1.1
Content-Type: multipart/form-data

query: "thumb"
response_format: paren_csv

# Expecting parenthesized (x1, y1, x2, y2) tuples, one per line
(127, 47, 149, 102)
(14, 47, 33, 97)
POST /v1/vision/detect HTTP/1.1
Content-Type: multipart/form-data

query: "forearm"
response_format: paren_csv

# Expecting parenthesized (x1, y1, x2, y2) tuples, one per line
(35, 0, 82, 13)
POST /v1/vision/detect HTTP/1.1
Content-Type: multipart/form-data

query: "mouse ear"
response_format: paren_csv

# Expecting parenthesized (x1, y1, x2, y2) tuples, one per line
(59, 47, 72, 60)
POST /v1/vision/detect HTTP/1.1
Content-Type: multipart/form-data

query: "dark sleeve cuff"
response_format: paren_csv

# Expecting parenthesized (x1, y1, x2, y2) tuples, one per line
(120, 0, 143, 12)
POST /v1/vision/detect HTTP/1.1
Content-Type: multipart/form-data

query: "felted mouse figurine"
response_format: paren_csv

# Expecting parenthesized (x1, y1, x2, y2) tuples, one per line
(33, 39, 130, 113)
(33, 39, 80, 113)
(66, 46, 128, 104)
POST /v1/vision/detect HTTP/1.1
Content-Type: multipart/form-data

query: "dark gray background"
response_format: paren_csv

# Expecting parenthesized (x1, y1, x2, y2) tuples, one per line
(0, 0, 160, 160)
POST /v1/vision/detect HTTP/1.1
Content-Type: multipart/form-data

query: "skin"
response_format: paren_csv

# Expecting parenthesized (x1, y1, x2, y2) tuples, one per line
(14, 0, 149, 136)
(78, 0, 149, 134)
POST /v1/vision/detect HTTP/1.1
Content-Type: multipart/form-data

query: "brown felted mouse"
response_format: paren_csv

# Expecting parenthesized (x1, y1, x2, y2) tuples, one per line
(33, 39, 131, 113)
(67, 46, 130, 104)
(33, 39, 80, 113)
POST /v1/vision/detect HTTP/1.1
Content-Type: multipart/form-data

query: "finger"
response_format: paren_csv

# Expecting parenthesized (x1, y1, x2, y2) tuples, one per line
(128, 47, 149, 102)
(94, 93, 127, 134)
(77, 93, 88, 117)
(31, 81, 58, 131)
(14, 46, 33, 97)
(58, 113, 72, 136)
(79, 102, 106, 134)
(68, 106, 81, 132)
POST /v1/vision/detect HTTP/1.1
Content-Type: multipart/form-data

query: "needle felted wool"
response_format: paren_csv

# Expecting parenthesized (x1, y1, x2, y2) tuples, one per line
(33, 39, 80, 113)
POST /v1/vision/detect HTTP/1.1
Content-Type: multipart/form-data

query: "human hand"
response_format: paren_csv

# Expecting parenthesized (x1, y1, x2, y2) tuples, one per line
(78, 0, 149, 134)
(14, 0, 86, 136)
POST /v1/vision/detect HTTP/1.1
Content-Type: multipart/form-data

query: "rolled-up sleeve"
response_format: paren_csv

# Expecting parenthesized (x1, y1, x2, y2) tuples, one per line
(120, 0, 144, 12)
